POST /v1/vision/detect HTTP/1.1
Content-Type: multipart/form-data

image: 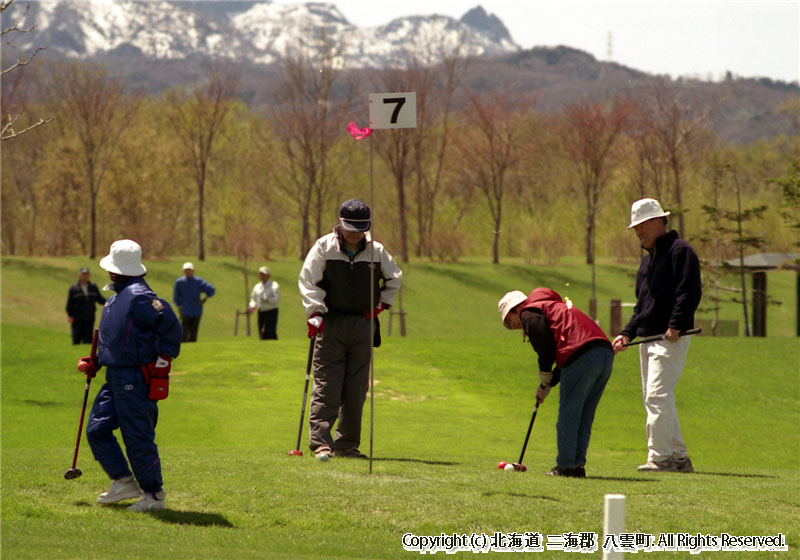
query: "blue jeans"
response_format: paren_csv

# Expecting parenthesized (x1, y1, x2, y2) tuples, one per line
(555, 346, 614, 468)
(86, 366, 163, 494)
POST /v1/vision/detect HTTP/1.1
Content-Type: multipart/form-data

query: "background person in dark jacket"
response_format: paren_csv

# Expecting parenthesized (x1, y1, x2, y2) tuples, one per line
(612, 198, 702, 473)
(173, 262, 215, 342)
(66, 266, 107, 344)
(298, 199, 402, 461)
(499, 288, 614, 477)
(79, 239, 182, 512)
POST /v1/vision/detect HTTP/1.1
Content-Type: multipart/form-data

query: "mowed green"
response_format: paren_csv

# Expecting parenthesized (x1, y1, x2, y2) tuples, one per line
(1, 256, 798, 559)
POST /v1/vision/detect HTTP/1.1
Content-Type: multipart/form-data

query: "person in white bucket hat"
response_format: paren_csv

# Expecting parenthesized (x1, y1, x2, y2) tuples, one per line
(79, 239, 182, 512)
(612, 198, 702, 473)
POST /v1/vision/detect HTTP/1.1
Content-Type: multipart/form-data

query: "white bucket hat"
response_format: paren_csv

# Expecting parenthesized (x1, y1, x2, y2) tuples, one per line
(183, 262, 195, 271)
(628, 198, 670, 229)
(99, 239, 147, 276)
(498, 290, 527, 329)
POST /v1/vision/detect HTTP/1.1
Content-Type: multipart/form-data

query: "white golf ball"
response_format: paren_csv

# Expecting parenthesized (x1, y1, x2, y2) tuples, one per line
(317, 453, 329, 462)
(504, 463, 515, 472)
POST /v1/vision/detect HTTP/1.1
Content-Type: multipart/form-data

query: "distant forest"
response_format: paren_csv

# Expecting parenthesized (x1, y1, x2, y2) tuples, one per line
(2, 22, 799, 269)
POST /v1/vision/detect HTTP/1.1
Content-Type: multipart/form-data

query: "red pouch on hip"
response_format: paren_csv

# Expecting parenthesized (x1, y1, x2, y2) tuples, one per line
(141, 364, 170, 401)
(148, 376, 169, 400)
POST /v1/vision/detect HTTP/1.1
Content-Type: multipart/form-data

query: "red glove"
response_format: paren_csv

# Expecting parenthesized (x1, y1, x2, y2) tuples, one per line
(145, 355, 172, 379)
(364, 303, 386, 319)
(76, 356, 100, 379)
(307, 313, 324, 338)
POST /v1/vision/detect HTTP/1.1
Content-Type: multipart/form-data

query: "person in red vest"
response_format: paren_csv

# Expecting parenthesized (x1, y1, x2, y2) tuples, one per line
(498, 288, 614, 477)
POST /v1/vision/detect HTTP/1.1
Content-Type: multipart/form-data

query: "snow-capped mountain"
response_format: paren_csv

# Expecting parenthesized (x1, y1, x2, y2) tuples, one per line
(2, 1, 520, 67)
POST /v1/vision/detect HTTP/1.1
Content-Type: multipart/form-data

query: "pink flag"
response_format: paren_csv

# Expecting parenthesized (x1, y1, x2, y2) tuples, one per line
(347, 121, 373, 140)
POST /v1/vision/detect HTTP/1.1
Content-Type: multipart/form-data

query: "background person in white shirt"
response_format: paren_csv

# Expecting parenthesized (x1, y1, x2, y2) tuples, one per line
(249, 266, 280, 340)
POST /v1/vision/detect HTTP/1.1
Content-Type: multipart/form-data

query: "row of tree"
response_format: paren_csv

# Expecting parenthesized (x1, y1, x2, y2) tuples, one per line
(2, 25, 799, 270)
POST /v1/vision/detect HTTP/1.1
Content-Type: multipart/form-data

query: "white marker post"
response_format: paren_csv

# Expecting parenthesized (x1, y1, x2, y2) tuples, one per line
(366, 92, 416, 474)
(603, 493, 626, 559)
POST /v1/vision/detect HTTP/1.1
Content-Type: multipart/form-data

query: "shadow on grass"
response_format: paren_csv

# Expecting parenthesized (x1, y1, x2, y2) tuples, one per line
(586, 476, 662, 482)
(691, 471, 778, 479)
(483, 491, 559, 502)
(374, 457, 460, 466)
(24, 399, 63, 407)
(150, 509, 235, 527)
(74, 502, 234, 527)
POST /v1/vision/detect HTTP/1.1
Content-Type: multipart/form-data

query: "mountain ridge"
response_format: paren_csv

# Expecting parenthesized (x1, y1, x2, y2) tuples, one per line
(2, 1, 797, 144)
(3, 1, 519, 66)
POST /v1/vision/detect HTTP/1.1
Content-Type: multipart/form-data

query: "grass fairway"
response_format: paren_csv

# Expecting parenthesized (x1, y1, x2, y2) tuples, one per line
(2, 256, 798, 559)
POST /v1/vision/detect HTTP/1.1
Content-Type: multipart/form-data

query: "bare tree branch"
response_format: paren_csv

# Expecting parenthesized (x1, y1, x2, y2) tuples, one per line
(0, 113, 52, 140)
(1, 0, 51, 141)
(2, 46, 47, 77)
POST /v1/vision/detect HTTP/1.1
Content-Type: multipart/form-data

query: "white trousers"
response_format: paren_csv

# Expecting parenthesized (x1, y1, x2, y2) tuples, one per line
(639, 336, 691, 462)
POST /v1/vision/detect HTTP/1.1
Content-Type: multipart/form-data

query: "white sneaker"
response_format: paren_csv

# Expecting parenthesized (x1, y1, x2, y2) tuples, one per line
(97, 476, 142, 504)
(126, 491, 166, 512)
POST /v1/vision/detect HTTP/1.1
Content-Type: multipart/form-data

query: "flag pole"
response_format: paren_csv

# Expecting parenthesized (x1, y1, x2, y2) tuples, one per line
(368, 132, 375, 475)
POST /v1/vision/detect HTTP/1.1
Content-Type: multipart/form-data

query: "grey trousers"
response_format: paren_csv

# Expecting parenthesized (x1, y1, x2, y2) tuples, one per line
(308, 314, 371, 453)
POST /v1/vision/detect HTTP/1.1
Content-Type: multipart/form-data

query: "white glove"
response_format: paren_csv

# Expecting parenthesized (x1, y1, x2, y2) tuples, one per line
(308, 316, 323, 329)
(539, 370, 553, 386)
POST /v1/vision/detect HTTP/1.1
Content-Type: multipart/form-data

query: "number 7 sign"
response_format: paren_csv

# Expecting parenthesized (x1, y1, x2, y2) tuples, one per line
(368, 92, 417, 129)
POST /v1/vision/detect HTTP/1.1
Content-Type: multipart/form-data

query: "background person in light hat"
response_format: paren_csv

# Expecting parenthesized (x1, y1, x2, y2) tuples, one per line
(173, 261, 215, 342)
(66, 266, 106, 344)
(611, 198, 701, 473)
(249, 266, 281, 340)
(498, 288, 614, 477)
(78, 239, 182, 512)
(298, 199, 402, 460)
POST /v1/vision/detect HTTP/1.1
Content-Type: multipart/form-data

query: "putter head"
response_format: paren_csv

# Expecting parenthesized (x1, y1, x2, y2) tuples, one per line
(288, 450, 303, 457)
(512, 463, 527, 472)
(64, 468, 82, 480)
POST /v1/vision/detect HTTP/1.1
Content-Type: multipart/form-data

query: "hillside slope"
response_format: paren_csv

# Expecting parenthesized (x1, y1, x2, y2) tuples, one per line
(2, 255, 797, 339)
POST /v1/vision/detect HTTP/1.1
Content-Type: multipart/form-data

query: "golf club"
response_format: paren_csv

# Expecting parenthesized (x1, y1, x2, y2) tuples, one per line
(498, 393, 542, 473)
(65, 329, 98, 480)
(622, 327, 702, 347)
(288, 336, 315, 456)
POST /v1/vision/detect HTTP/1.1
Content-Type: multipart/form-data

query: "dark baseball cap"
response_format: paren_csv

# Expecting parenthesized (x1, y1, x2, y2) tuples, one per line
(338, 199, 371, 232)
(79, 267, 90, 274)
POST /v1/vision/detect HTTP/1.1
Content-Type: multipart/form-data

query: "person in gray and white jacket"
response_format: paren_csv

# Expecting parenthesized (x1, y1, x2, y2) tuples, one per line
(298, 199, 402, 460)
(249, 266, 280, 340)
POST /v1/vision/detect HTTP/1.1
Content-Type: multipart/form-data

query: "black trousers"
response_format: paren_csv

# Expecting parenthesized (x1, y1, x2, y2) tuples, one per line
(257, 309, 278, 340)
(181, 316, 201, 342)
(71, 318, 95, 345)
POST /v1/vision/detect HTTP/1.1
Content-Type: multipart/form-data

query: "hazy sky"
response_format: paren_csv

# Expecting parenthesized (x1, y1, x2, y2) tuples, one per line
(287, 0, 799, 83)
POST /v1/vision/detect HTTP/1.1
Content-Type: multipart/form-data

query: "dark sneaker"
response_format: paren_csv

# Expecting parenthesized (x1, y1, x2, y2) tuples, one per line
(333, 448, 367, 459)
(575, 465, 587, 478)
(546, 466, 582, 477)
(637, 457, 677, 472)
(673, 455, 694, 473)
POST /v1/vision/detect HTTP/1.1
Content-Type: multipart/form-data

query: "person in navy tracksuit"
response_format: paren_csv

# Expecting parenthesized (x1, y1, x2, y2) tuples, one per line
(79, 239, 182, 512)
